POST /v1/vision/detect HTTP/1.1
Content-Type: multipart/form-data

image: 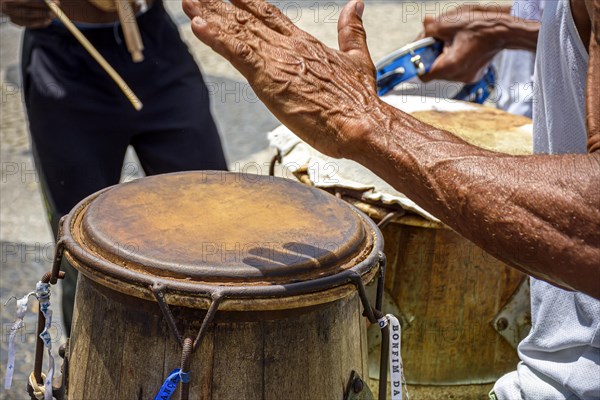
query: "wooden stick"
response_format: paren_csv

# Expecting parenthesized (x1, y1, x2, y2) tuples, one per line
(115, 0, 145, 63)
(43, 0, 143, 111)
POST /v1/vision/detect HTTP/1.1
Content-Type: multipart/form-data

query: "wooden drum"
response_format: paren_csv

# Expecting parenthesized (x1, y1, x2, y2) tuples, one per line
(58, 172, 384, 399)
(270, 96, 533, 397)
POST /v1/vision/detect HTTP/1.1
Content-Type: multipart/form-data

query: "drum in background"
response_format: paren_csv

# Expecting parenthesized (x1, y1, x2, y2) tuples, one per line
(60, 172, 383, 399)
(269, 96, 533, 396)
(375, 37, 497, 104)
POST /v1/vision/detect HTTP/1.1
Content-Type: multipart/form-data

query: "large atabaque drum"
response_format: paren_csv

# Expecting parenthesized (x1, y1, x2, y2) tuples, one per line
(60, 172, 384, 399)
(270, 96, 533, 396)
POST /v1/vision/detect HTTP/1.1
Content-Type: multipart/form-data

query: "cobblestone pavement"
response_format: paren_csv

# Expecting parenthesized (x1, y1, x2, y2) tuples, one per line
(1, 1, 507, 398)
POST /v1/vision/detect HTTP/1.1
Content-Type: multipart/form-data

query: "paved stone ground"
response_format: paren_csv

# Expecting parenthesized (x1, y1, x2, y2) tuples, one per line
(0, 1, 509, 398)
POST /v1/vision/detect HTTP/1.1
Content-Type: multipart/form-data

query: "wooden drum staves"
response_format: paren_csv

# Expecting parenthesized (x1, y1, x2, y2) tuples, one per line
(57, 172, 385, 399)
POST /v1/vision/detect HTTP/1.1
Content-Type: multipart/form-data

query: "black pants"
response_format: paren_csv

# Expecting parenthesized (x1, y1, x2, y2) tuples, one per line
(21, 1, 227, 334)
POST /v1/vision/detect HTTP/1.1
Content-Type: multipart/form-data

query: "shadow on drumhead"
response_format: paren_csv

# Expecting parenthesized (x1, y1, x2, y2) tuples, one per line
(242, 241, 340, 276)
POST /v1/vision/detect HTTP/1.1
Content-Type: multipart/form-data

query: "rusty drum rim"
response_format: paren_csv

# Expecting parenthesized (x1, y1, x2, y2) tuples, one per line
(60, 177, 383, 311)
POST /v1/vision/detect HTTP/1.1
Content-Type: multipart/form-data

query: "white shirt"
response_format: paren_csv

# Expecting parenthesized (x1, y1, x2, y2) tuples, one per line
(493, 1, 600, 398)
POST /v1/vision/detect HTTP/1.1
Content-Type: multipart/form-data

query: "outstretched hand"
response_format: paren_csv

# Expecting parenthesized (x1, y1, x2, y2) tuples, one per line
(183, 0, 379, 159)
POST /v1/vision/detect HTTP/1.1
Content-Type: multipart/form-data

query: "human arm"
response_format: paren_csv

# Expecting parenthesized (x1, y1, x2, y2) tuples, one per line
(420, 4, 541, 82)
(0, 0, 56, 28)
(587, 0, 600, 153)
(183, 0, 600, 298)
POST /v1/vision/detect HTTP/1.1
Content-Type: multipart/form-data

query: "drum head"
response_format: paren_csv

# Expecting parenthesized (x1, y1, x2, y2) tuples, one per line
(63, 172, 381, 308)
(81, 171, 370, 282)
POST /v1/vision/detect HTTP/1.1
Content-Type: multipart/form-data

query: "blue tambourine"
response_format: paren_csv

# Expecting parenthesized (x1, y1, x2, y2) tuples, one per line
(375, 37, 496, 104)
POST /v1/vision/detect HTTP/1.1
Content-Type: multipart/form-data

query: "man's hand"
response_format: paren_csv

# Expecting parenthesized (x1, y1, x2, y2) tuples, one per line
(422, 15, 504, 83)
(183, 0, 377, 159)
(182, 0, 600, 298)
(1, 0, 56, 28)
(420, 5, 539, 83)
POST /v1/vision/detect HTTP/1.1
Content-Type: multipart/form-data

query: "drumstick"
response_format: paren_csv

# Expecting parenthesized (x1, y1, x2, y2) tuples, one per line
(43, 0, 143, 111)
(115, 0, 145, 62)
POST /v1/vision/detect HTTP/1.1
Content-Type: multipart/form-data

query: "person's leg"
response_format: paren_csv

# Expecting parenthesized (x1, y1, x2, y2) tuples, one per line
(21, 31, 129, 334)
(131, 103, 227, 174)
(131, 3, 228, 173)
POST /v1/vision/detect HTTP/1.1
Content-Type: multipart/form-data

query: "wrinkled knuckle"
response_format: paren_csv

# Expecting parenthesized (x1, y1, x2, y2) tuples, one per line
(256, 2, 274, 18)
(234, 9, 251, 24)
(206, 0, 222, 14)
(227, 22, 243, 35)
(234, 42, 253, 62)
(338, 23, 365, 38)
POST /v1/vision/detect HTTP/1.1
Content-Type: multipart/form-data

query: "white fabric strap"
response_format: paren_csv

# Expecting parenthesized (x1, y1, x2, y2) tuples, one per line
(4, 292, 34, 389)
(377, 314, 409, 400)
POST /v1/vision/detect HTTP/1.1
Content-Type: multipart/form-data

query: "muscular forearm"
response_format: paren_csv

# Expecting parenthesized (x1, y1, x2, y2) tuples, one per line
(353, 101, 600, 298)
(487, 15, 540, 51)
(587, 3, 600, 152)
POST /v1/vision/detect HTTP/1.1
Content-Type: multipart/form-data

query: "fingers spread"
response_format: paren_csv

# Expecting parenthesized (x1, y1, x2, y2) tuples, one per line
(229, 0, 296, 36)
(191, 15, 258, 76)
(337, 1, 371, 64)
(185, 0, 263, 39)
(183, 0, 234, 23)
(187, 0, 298, 77)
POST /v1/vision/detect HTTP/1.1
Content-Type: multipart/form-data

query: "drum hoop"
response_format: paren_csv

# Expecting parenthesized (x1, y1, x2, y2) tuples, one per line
(60, 184, 384, 309)
(374, 37, 436, 70)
